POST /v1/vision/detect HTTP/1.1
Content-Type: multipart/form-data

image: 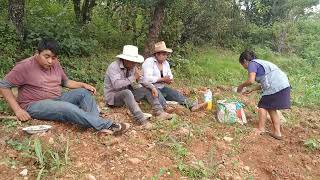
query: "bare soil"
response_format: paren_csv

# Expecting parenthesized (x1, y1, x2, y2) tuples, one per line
(0, 86, 319, 180)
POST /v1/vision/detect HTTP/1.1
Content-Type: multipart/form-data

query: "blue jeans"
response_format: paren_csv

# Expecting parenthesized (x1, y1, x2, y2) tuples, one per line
(158, 86, 194, 109)
(26, 88, 113, 131)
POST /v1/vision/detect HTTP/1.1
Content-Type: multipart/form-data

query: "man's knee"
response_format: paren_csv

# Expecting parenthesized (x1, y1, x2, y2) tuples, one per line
(138, 87, 150, 95)
(120, 89, 135, 99)
(76, 88, 91, 96)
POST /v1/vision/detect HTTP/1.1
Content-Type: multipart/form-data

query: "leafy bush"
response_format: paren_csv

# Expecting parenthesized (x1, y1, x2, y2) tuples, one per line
(24, 0, 97, 56)
(0, 21, 19, 57)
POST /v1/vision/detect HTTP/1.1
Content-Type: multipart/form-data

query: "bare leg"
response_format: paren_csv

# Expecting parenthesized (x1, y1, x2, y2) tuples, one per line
(268, 109, 281, 137)
(256, 108, 268, 134)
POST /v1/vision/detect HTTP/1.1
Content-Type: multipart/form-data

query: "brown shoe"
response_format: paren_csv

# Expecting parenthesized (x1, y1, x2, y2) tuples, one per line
(155, 111, 175, 120)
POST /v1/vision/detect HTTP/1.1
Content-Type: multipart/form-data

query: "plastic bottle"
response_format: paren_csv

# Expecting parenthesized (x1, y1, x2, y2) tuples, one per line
(204, 89, 213, 110)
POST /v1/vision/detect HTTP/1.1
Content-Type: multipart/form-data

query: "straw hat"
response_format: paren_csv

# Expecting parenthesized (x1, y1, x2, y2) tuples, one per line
(116, 45, 144, 63)
(154, 41, 173, 53)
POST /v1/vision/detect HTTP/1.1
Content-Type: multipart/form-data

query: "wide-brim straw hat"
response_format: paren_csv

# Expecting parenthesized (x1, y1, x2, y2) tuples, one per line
(116, 45, 144, 63)
(154, 41, 173, 54)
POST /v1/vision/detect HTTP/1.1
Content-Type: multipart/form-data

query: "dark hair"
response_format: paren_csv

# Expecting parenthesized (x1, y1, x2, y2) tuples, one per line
(239, 49, 257, 64)
(37, 38, 59, 56)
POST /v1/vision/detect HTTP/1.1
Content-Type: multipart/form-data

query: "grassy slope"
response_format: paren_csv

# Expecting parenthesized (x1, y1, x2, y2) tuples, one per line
(173, 48, 320, 107)
(1, 47, 319, 115)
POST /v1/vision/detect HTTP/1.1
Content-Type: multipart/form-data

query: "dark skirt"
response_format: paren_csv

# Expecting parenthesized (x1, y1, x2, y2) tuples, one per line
(258, 87, 291, 109)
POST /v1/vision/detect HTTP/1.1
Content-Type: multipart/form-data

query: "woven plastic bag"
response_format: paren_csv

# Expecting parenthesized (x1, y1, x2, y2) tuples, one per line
(217, 100, 247, 125)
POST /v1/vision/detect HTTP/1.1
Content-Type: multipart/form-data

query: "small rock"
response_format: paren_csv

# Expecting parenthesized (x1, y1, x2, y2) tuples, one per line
(147, 143, 155, 149)
(233, 175, 242, 180)
(116, 149, 122, 153)
(223, 136, 233, 142)
(128, 158, 142, 164)
(19, 169, 28, 176)
(59, 134, 66, 142)
(83, 142, 88, 147)
(48, 137, 54, 144)
(305, 165, 312, 171)
(178, 127, 193, 137)
(85, 174, 96, 180)
(130, 130, 137, 135)
(111, 167, 115, 170)
(243, 166, 250, 172)
(104, 138, 119, 146)
(217, 164, 225, 170)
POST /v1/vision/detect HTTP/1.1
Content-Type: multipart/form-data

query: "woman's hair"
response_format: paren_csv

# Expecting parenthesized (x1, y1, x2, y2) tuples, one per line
(239, 49, 257, 64)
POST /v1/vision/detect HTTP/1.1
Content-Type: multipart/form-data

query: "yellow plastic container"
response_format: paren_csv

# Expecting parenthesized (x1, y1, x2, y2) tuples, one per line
(207, 101, 212, 110)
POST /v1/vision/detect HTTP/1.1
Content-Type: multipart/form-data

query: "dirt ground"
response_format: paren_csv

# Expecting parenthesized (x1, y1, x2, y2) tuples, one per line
(0, 86, 319, 180)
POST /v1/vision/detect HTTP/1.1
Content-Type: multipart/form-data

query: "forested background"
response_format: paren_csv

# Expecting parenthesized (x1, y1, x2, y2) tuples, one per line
(1, 0, 320, 99)
(1, 2, 320, 178)
(1, 0, 319, 58)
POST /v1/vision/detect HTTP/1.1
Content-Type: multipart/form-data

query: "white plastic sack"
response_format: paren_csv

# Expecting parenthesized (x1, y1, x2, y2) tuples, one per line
(217, 100, 247, 125)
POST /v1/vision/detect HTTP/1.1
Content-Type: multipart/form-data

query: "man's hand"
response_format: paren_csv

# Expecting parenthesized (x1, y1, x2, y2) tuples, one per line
(151, 88, 158, 97)
(162, 76, 173, 84)
(134, 67, 142, 81)
(83, 83, 97, 95)
(15, 108, 31, 121)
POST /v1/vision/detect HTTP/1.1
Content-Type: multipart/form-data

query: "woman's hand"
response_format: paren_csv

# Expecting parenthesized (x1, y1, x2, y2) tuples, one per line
(237, 85, 244, 93)
(243, 89, 253, 94)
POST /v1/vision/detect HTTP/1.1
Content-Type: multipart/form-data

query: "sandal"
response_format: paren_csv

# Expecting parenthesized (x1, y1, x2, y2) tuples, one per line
(267, 132, 283, 140)
(109, 122, 130, 135)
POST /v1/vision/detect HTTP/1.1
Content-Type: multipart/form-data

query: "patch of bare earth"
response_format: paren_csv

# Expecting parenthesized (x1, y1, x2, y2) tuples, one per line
(0, 87, 319, 179)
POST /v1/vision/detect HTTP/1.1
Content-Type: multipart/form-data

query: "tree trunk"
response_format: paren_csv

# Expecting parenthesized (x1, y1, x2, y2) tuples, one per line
(81, 0, 96, 24)
(143, 0, 166, 58)
(8, 0, 25, 41)
(73, 0, 96, 25)
(73, 0, 81, 23)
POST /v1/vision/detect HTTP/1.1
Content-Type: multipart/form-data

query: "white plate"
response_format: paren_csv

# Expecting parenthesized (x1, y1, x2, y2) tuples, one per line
(166, 101, 178, 105)
(143, 113, 152, 118)
(22, 125, 52, 134)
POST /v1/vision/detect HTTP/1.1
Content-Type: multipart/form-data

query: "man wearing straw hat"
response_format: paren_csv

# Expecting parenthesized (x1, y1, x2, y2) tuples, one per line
(104, 45, 174, 129)
(142, 41, 207, 111)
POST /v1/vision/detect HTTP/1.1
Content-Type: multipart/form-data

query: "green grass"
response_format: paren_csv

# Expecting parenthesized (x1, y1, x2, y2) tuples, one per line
(174, 48, 320, 107)
(174, 48, 246, 87)
(304, 138, 320, 151)
(0, 47, 318, 117)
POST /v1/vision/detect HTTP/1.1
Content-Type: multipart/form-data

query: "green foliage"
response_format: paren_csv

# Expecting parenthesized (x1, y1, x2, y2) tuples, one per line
(177, 161, 208, 179)
(7, 138, 32, 152)
(34, 138, 45, 167)
(175, 47, 320, 107)
(151, 168, 172, 180)
(33, 138, 70, 171)
(170, 141, 188, 159)
(174, 48, 246, 87)
(24, 0, 97, 56)
(304, 138, 320, 151)
(0, 21, 19, 57)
